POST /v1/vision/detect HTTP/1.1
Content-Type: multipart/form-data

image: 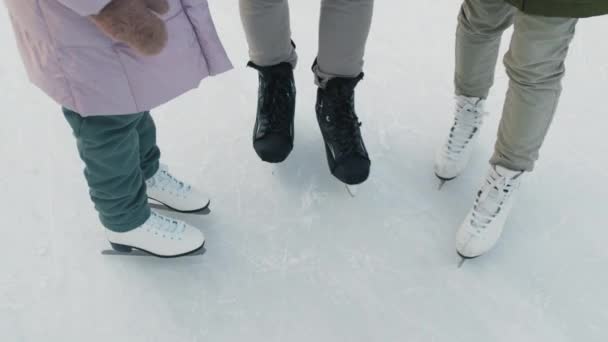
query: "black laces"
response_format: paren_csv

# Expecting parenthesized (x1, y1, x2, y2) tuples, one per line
(324, 86, 363, 154)
(260, 74, 293, 133)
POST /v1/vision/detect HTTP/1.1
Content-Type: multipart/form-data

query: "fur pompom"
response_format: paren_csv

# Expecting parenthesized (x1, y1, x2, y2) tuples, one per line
(91, 0, 170, 56)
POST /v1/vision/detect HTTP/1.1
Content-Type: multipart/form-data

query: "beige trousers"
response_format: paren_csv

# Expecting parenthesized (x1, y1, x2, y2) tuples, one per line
(456, 0, 578, 171)
(239, 0, 374, 86)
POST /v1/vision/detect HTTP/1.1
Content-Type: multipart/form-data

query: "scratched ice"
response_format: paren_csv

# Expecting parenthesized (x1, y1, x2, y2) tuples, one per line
(1, 2, 607, 341)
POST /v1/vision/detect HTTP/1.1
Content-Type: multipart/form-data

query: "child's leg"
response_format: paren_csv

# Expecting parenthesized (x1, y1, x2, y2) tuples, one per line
(455, 0, 516, 98)
(136, 111, 161, 180)
(239, 0, 298, 67)
(63, 109, 151, 232)
(491, 14, 578, 172)
(314, 0, 374, 85)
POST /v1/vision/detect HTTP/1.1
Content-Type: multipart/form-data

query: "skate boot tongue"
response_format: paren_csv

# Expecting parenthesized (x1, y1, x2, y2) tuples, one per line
(495, 165, 523, 179)
(472, 166, 523, 229)
(474, 190, 502, 228)
(472, 97, 485, 106)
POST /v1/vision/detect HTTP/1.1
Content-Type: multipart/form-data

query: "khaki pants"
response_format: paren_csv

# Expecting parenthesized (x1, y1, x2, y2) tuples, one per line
(239, 0, 374, 86)
(456, 0, 578, 171)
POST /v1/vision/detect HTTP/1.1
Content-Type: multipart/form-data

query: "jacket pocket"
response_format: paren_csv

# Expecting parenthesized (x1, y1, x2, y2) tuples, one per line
(111, 9, 207, 111)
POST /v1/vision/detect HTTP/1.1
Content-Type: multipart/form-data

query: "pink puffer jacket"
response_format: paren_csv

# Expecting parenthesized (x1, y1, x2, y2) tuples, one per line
(4, 0, 232, 115)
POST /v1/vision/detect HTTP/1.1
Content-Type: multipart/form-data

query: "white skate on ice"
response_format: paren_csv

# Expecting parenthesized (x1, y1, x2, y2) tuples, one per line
(456, 165, 523, 260)
(105, 211, 205, 258)
(146, 164, 210, 213)
(435, 96, 487, 189)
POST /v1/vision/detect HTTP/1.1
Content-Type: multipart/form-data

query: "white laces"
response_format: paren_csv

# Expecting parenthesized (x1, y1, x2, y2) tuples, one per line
(146, 211, 187, 238)
(469, 167, 522, 233)
(441, 96, 487, 161)
(148, 165, 191, 198)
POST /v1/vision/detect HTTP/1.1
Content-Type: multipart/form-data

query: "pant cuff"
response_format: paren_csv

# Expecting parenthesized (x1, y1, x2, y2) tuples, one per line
(490, 151, 533, 172)
(101, 204, 151, 233)
(312, 60, 363, 88)
(454, 86, 490, 100)
(249, 42, 298, 69)
(143, 161, 160, 181)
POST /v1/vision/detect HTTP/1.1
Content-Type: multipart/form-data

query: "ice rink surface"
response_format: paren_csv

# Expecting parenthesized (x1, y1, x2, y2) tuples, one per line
(1, 2, 607, 341)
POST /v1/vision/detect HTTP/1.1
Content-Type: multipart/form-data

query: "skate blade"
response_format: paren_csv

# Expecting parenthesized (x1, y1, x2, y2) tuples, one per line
(456, 251, 479, 268)
(101, 248, 206, 257)
(148, 201, 211, 216)
(437, 179, 448, 190)
(345, 184, 359, 198)
(435, 174, 456, 190)
(102, 245, 206, 258)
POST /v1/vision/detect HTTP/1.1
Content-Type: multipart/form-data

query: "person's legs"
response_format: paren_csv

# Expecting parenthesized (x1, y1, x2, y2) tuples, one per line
(455, 0, 516, 98)
(64, 109, 206, 257)
(239, 0, 298, 67)
(313, 0, 374, 184)
(456, 12, 579, 259)
(136, 111, 161, 180)
(435, 0, 516, 183)
(491, 13, 578, 172)
(63, 109, 150, 232)
(314, 0, 374, 86)
(240, 0, 298, 163)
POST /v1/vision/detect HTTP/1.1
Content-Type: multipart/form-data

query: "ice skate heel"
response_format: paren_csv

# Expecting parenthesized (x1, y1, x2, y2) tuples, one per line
(110, 243, 133, 253)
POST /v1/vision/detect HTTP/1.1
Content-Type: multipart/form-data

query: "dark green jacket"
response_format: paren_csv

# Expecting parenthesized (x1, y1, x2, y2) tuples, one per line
(506, 0, 608, 18)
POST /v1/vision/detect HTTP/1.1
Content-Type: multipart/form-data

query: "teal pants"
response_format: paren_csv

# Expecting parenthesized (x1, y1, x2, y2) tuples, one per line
(63, 108, 160, 232)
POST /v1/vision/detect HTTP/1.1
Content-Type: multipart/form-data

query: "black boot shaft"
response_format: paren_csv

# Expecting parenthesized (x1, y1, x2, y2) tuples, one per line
(316, 73, 367, 157)
(316, 73, 370, 185)
(248, 62, 296, 163)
